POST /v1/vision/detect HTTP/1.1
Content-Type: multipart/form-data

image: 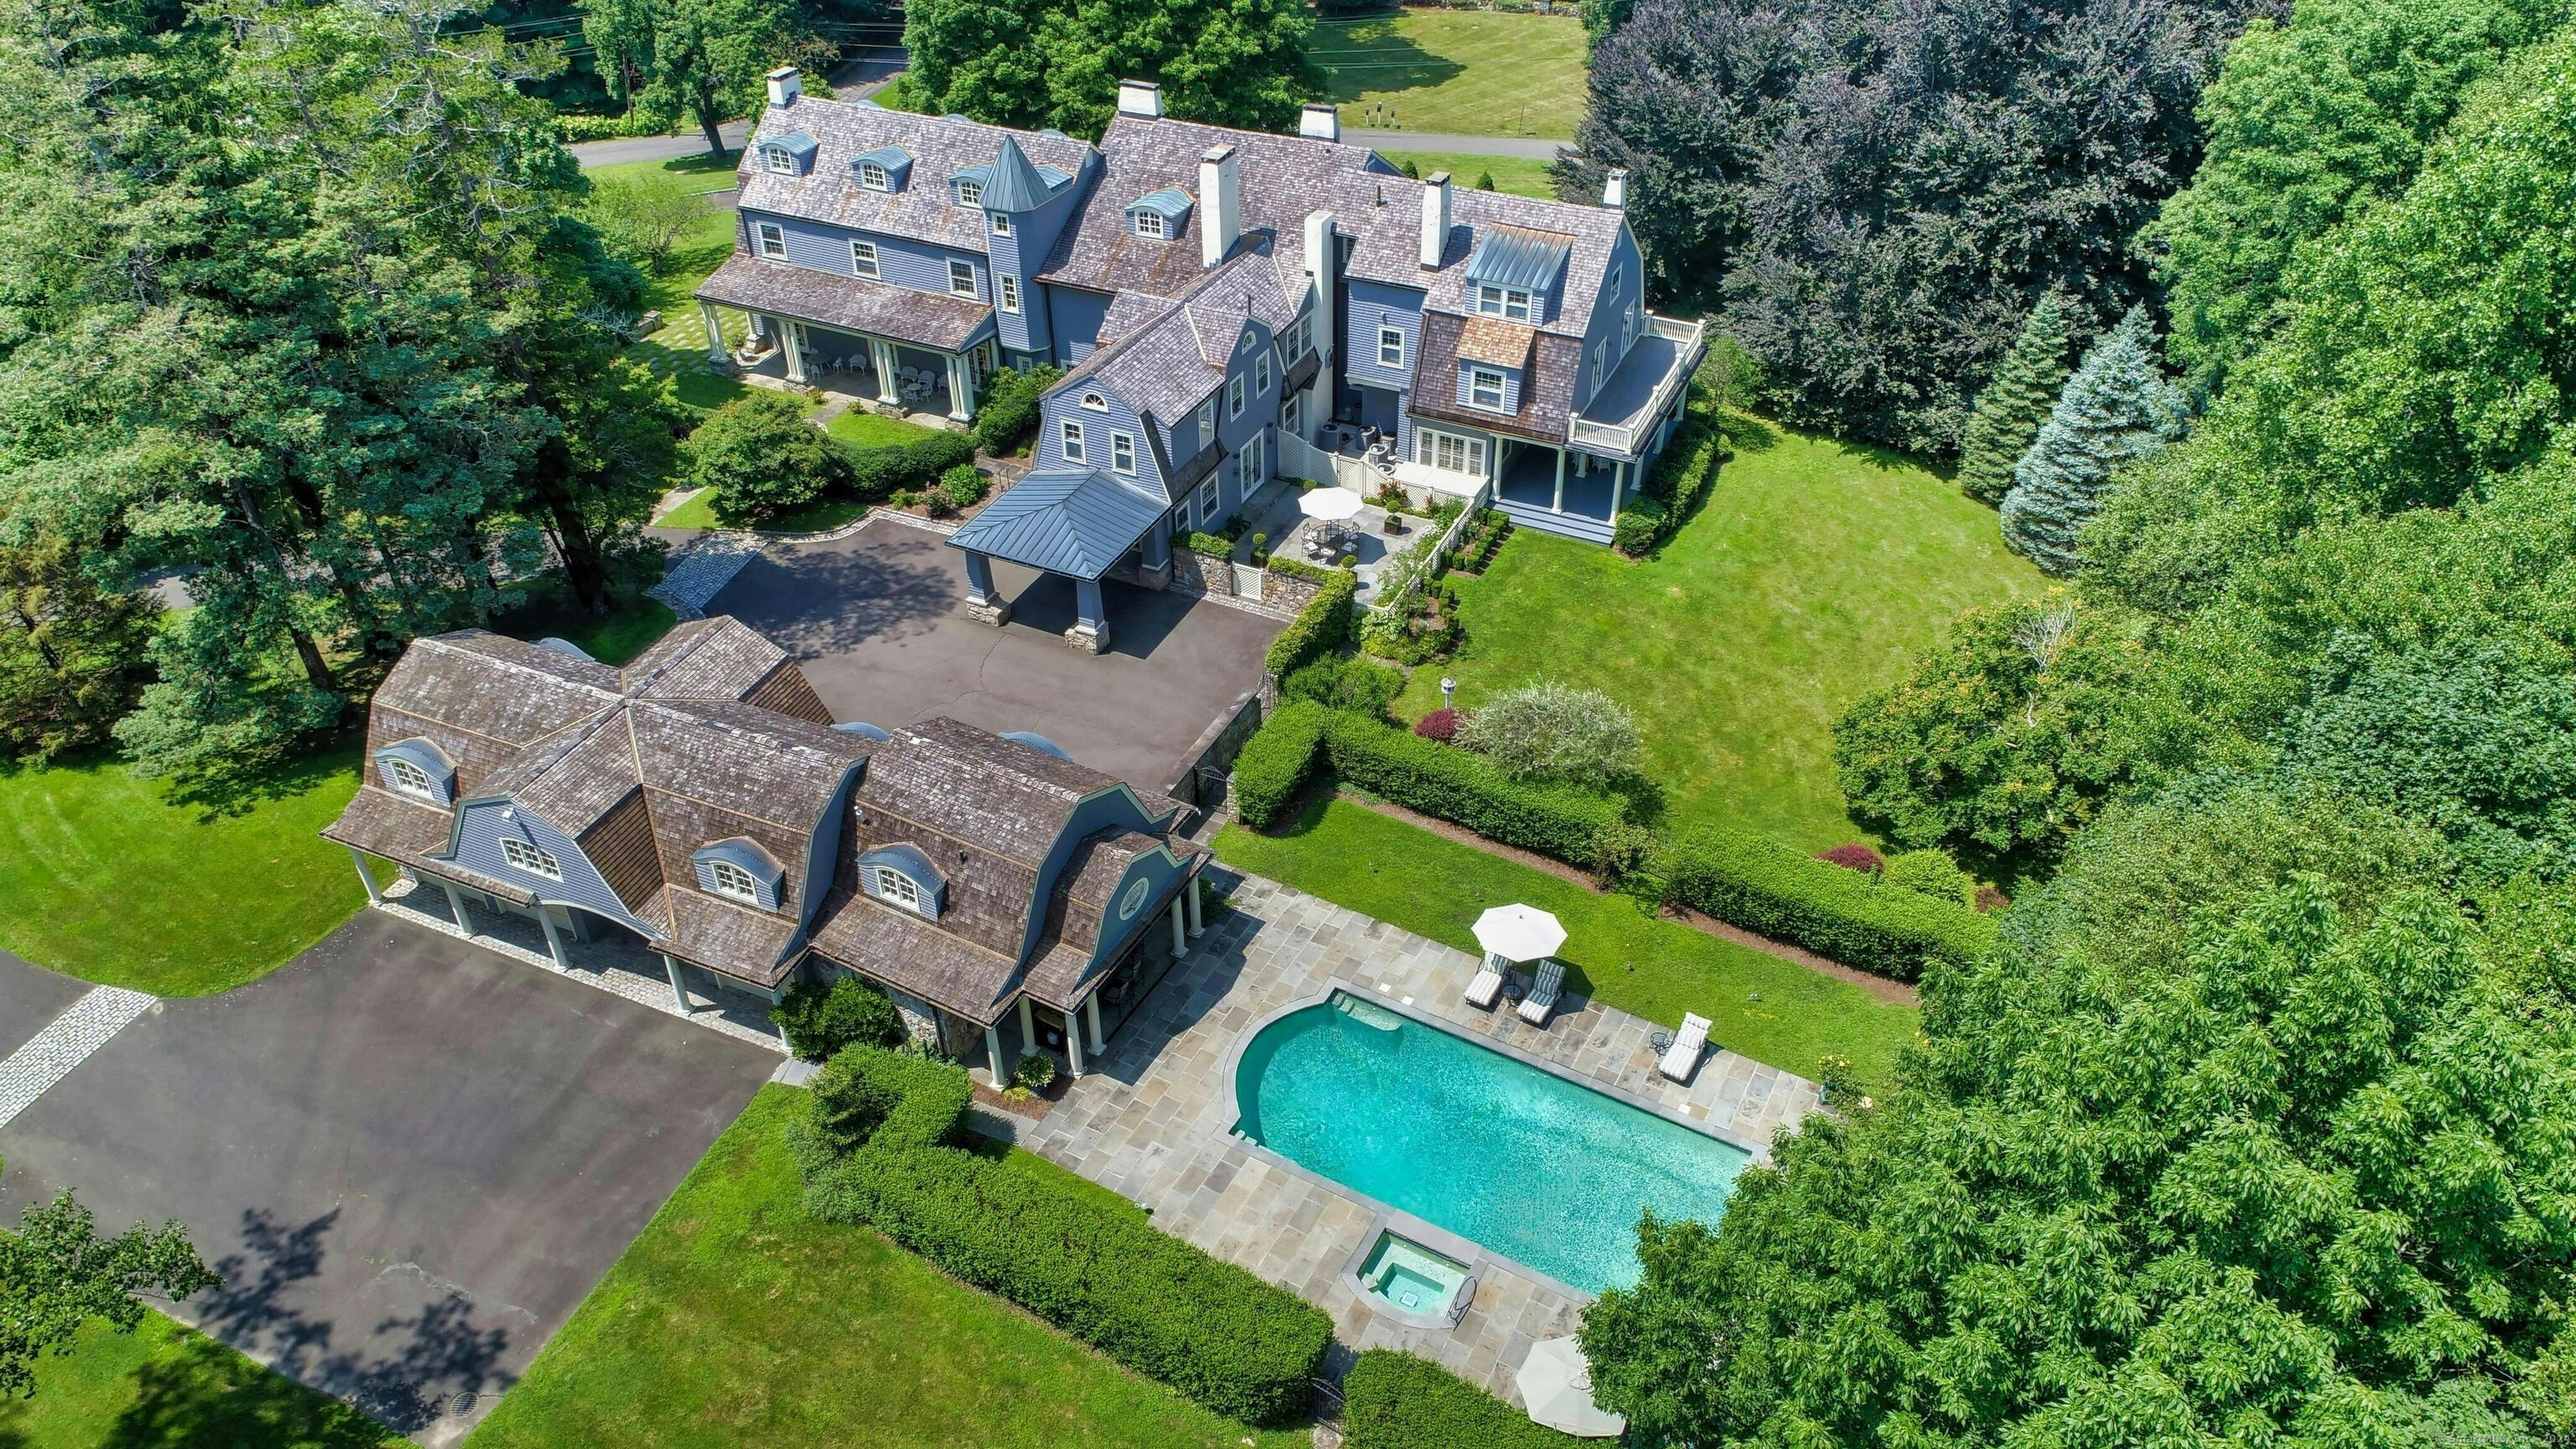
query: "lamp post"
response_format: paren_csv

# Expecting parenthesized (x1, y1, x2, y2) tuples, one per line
(1441, 677, 1457, 710)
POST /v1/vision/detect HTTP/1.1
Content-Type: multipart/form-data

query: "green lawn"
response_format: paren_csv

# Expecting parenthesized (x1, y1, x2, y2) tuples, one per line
(465, 1088, 1310, 1449)
(584, 153, 755, 414)
(1377, 150, 1557, 199)
(1217, 798, 1918, 1089)
(0, 1311, 400, 1449)
(659, 409, 945, 531)
(1397, 415, 2043, 849)
(488, 579, 677, 667)
(1314, 9, 1587, 139)
(824, 409, 946, 449)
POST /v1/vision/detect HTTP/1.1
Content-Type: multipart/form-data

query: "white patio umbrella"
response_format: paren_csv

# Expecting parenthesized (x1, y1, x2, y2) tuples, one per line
(1296, 486, 1363, 522)
(1472, 903, 1566, 963)
(1516, 1337, 1627, 1438)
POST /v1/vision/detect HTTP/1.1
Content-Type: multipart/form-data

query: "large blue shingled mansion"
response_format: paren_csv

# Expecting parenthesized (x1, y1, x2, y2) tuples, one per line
(695, 70, 1705, 647)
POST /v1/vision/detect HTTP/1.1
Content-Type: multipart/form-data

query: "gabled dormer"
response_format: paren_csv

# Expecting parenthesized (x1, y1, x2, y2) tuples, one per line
(1462, 224, 1571, 327)
(755, 131, 820, 179)
(853, 145, 911, 193)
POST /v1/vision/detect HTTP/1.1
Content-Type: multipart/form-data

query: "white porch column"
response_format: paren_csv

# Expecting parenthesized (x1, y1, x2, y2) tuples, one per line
(661, 953, 690, 1012)
(947, 354, 974, 421)
(536, 906, 572, 972)
(1017, 996, 1036, 1058)
(1169, 896, 1187, 958)
(1066, 1017, 1086, 1077)
(1551, 446, 1566, 512)
(1186, 880, 1204, 937)
(438, 880, 475, 936)
(985, 1024, 1005, 1082)
(771, 986, 793, 1052)
(781, 319, 808, 383)
(870, 339, 900, 405)
(1610, 459, 1627, 515)
(1084, 994, 1105, 1053)
(346, 846, 382, 906)
(699, 300, 727, 365)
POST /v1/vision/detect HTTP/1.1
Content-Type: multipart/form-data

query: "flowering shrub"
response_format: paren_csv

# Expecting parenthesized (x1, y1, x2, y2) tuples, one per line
(1815, 843, 1887, 874)
(1414, 708, 1458, 741)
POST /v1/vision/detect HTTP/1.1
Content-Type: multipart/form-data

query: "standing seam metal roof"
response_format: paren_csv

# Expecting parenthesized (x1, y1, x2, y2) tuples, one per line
(946, 470, 1171, 578)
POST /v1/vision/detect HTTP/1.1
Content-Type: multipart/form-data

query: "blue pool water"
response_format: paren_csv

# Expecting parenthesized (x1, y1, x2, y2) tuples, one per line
(1233, 993, 1751, 1294)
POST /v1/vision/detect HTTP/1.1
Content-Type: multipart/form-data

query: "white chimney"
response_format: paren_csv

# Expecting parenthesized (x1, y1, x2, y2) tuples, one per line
(1303, 209, 1339, 438)
(1419, 171, 1452, 270)
(1299, 103, 1340, 143)
(766, 66, 802, 109)
(1602, 166, 1629, 208)
(1201, 143, 1241, 269)
(1116, 80, 1165, 119)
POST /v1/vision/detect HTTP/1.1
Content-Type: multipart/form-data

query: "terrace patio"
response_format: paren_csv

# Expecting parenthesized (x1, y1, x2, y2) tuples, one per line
(1002, 870, 1822, 1406)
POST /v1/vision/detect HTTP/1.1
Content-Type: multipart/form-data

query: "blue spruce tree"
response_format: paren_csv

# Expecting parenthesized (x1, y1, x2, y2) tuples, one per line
(2000, 307, 2187, 574)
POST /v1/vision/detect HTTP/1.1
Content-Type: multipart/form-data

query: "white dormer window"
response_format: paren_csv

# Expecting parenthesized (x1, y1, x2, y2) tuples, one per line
(1080, 390, 1108, 411)
(1134, 210, 1166, 239)
(1228, 374, 1245, 418)
(1378, 325, 1405, 369)
(1475, 284, 1533, 322)
(1111, 431, 1135, 473)
(1254, 353, 1271, 394)
(1607, 267, 1622, 305)
(1197, 396, 1216, 436)
(957, 179, 984, 206)
(763, 145, 795, 175)
(948, 259, 976, 298)
(989, 210, 1012, 236)
(999, 274, 1021, 314)
(501, 837, 562, 880)
(1061, 418, 1085, 463)
(756, 221, 787, 260)
(384, 756, 433, 798)
(871, 865, 922, 911)
(1470, 366, 1506, 410)
(859, 160, 891, 190)
(707, 858, 761, 901)
(850, 238, 880, 278)
(1282, 316, 1307, 361)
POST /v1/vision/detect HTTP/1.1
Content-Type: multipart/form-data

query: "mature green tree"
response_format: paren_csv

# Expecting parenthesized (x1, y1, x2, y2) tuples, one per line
(579, 0, 819, 157)
(682, 391, 846, 521)
(2143, 0, 2569, 397)
(1999, 307, 2184, 574)
(1582, 872, 2576, 1446)
(1953, 294, 2070, 505)
(1831, 593, 2151, 861)
(905, 0, 1321, 135)
(2, 1158, 219, 1399)
(0, 531, 156, 763)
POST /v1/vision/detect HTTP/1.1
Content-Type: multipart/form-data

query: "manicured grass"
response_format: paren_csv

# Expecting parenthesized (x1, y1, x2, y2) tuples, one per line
(465, 1087, 1310, 1449)
(0, 1311, 400, 1449)
(1217, 797, 1918, 1089)
(0, 743, 369, 995)
(1314, 9, 1587, 139)
(654, 488, 869, 534)
(583, 153, 755, 415)
(1395, 415, 2043, 849)
(1376, 150, 1558, 199)
(824, 408, 947, 449)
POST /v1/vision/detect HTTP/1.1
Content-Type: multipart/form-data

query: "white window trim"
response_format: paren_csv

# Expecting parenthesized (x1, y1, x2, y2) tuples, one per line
(1197, 396, 1216, 435)
(501, 837, 562, 880)
(384, 756, 433, 798)
(1110, 430, 1135, 474)
(1254, 353, 1271, 394)
(1377, 325, 1405, 369)
(849, 238, 879, 278)
(1469, 366, 1506, 410)
(948, 259, 978, 298)
(1195, 476, 1218, 525)
(756, 221, 787, 260)
(1061, 418, 1084, 464)
(1415, 427, 1488, 478)
(859, 160, 890, 190)
(763, 145, 795, 175)
(998, 273, 1021, 314)
(1080, 390, 1109, 412)
(1246, 429, 1265, 485)
(707, 858, 762, 903)
(1228, 374, 1245, 419)
(872, 865, 923, 912)
(1282, 392, 1301, 436)
(957, 179, 984, 206)
(1134, 209, 1166, 239)
(989, 210, 1012, 236)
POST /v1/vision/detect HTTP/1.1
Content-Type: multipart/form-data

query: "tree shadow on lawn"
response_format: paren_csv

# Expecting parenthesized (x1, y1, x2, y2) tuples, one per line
(1317, 18, 1467, 112)
(90, 1331, 399, 1449)
(153, 734, 362, 822)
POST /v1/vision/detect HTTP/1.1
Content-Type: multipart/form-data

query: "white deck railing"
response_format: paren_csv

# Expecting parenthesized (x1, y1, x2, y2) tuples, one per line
(1566, 314, 1706, 457)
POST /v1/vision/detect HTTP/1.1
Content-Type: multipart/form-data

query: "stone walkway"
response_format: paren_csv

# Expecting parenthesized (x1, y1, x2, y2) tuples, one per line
(647, 532, 766, 619)
(1015, 871, 1820, 1404)
(0, 985, 154, 1130)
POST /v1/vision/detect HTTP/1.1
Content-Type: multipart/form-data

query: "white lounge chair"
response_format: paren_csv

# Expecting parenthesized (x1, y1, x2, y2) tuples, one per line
(1467, 953, 1507, 1009)
(1519, 959, 1565, 1025)
(1660, 1013, 1711, 1082)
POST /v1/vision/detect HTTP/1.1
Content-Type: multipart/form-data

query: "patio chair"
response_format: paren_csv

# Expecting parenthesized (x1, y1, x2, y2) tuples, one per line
(1660, 1013, 1711, 1082)
(1518, 959, 1565, 1026)
(1466, 952, 1507, 1009)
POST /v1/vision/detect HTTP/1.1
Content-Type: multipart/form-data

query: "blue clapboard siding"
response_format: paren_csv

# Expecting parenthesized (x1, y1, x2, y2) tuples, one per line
(451, 801, 657, 940)
(985, 155, 1095, 357)
(800, 766, 862, 925)
(1041, 384, 1166, 492)
(1044, 284, 1114, 361)
(1573, 228, 1644, 413)
(1015, 786, 1176, 963)
(740, 206, 989, 305)
(1344, 279, 1424, 392)
(1453, 358, 1524, 413)
(1087, 847, 1188, 972)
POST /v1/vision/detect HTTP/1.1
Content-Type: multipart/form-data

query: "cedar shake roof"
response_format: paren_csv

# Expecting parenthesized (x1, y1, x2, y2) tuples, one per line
(735, 97, 1095, 252)
(696, 254, 995, 352)
(1056, 242, 1302, 450)
(1410, 313, 1582, 445)
(1457, 316, 1538, 369)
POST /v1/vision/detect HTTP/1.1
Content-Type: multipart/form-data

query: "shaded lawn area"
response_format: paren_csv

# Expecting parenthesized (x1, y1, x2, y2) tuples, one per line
(1217, 798, 1917, 1090)
(658, 410, 945, 531)
(487, 579, 678, 667)
(1314, 9, 1586, 139)
(583, 153, 753, 415)
(1376, 151, 1556, 200)
(1395, 415, 2043, 849)
(0, 1311, 400, 1449)
(465, 1087, 1311, 1449)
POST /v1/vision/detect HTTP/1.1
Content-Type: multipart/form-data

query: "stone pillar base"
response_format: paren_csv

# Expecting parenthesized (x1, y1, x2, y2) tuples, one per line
(1063, 623, 1110, 654)
(1135, 561, 1172, 591)
(965, 597, 1012, 627)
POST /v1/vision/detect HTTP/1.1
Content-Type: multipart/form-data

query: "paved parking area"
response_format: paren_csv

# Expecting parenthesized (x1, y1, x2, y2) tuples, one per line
(703, 517, 1281, 792)
(0, 912, 776, 1446)
(0, 948, 86, 1057)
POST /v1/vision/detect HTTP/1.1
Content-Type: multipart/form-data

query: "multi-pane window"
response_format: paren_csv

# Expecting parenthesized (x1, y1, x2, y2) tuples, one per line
(1228, 375, 1245, 418)
(1377, 325, 1405, 369)
(763, 145, 795, 175)
(872, 865, 922, 911)
(707, 858, 761, 902)
(756, 222, 787, 259)
(1592, 340, 1609, 390)
(1469, 366, 1506, 410)
(1111, 431, 1135, 473)
(859, 160, 890, 190)
(948, 259, 977, 298)
(1197, 396, 1216, 436)
(1134, 210, 1166, 239)
(501, 838, 562, 880)
(1281, 317, 1307, 361)
(1416, 428, 1487, 477)
(1195, 476, 1218, 525)
(1080, 390, 1109, 411)
(999, 274, 1021, 314)
(957, 180, 984, 206)
(1474, 284, 1532, 321)
(1282, 392, 1301, 437)
(384, 756, 433, 798)
(1061, 418, 1085, 463)
(1254, 353, 1271, 395)
(989, 210, 1011, 236)
(850, 239, 879, 278)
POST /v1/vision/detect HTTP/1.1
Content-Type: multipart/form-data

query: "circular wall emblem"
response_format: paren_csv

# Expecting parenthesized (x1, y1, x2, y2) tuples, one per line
(1118, 877, 1150, 921)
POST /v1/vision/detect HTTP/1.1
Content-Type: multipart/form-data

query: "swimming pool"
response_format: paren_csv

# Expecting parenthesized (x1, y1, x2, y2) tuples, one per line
(1233, 991, 1752, 1294)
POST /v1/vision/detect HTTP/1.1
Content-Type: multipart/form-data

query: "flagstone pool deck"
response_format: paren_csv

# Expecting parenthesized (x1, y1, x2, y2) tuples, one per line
(1006, 870, 1824, 1406)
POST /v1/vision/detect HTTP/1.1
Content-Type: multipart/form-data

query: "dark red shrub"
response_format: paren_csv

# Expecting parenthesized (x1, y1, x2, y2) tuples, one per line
(1975, 884, 2011, 913)
(1413, 708, 1460, 742)
(1815, 843, 1886, 874)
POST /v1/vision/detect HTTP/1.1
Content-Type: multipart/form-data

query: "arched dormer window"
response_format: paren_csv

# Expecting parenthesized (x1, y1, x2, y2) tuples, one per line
(374, 739, 455, 806)
(1079, 390, 1109, 412)
(858, 844, 945, 920)
(693, 839, 786, 911)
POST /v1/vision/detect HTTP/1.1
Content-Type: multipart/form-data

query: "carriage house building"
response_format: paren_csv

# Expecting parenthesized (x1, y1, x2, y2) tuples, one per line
(697, 70, 1706, 646)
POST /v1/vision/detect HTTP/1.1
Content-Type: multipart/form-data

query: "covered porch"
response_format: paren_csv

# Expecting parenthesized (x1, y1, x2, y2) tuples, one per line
(694, 252, 999, 423)
(945, 880, 1210, 1088)
(946, 468, 1174, 654)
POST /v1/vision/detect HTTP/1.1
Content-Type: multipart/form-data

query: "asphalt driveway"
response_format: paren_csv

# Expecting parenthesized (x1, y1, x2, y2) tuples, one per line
(704, 517, 1282, 792)
(0, 912, 776, 1445)
(0, 947, 86, 1057)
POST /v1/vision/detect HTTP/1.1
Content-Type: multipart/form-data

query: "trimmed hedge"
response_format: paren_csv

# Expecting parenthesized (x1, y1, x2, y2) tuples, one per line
(772, 974, 904, 1062)
(1181, 530, 1236, 558)
(1613, 407, 1721, 558)
(1665, 827, 1997, 981)
(1343, 1350, 1587, 1449)
(1233, 699, 1331, 828)
(844, 429, 976, 499)
(1261, 564, 1358, 678)
(1322, 711, 1627, 867)
(798, 1047, 1332, 1425)
(969, 364, 1062, 454)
